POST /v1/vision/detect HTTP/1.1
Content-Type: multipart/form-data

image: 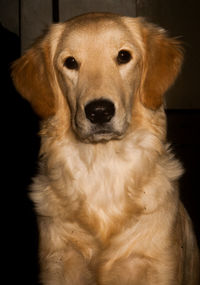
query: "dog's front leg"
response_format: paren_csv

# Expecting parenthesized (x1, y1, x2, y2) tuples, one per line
(98, 254, 178, 285)
(38, 219, 96, 285)
(98, 255, 151, 285)
(40, 247, 96, 285)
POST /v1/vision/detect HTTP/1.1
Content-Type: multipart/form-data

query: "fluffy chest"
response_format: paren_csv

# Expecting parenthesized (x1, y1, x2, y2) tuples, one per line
(58, 137, 148, 241)
(43, 131, 167, 241)
(79, 169, 129, 240)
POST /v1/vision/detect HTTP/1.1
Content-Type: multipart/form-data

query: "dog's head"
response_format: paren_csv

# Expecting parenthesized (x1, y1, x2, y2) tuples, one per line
(12, 13, 183, 143)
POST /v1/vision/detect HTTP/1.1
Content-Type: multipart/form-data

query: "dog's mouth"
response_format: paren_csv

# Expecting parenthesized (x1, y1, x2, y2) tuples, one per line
(82, 131, 124, 143)
(92, 127, 113, 135)
(73, 121, 126, 143)
(90, 128, 123, 142)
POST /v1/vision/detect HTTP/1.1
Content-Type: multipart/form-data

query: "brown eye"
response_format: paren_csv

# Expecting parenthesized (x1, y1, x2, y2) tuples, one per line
(117, 50, 132, 64)
(64, 57, 78, 69)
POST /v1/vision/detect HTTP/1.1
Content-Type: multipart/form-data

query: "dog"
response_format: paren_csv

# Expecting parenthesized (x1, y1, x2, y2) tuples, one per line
(12, 13, 199, 285)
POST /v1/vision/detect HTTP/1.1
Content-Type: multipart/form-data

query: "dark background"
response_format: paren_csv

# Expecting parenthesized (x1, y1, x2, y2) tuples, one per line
(1, 0, 200, 284)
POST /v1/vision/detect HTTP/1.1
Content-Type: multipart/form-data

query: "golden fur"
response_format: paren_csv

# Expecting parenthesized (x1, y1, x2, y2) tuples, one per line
(12, 13, 199, 284)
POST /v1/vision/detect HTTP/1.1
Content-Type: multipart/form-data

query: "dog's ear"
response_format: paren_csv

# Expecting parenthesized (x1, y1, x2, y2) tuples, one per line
(11, 25, 63, 119)
(139, 19, 183, 110)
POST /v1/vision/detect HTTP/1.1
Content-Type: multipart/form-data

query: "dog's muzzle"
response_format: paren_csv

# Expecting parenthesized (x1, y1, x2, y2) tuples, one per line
(73, 98, 127, 142)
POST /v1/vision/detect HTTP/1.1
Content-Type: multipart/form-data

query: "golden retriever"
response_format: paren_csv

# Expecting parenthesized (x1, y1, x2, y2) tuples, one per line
(12, 13, 199, 285)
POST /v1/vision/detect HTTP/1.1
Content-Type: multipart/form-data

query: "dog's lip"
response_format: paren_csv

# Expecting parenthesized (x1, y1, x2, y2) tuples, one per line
(82, 128, 124, 143)
(93, 129, 112, 135)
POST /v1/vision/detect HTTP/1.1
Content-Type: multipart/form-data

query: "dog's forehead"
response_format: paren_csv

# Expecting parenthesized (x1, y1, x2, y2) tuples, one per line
(65, 13, 127, 33)
(59, 14, 140, 50)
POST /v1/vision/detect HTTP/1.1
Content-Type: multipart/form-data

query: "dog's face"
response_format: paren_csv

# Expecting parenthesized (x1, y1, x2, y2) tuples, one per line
(56, 15, 143, 142)
(12, 13, 183, 143)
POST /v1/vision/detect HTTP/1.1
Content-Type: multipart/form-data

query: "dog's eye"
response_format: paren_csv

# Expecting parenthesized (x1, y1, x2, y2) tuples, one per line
(64, 57, 79, 70)
(117, 50, 132, 64)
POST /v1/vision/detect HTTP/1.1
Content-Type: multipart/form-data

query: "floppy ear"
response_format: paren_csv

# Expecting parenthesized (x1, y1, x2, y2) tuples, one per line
(140, 20, 183, 110)
(11, 27, 62, 119)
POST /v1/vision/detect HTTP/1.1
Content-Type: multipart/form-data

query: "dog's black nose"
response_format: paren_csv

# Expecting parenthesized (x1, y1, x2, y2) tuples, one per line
(85, 99, 115, 124)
